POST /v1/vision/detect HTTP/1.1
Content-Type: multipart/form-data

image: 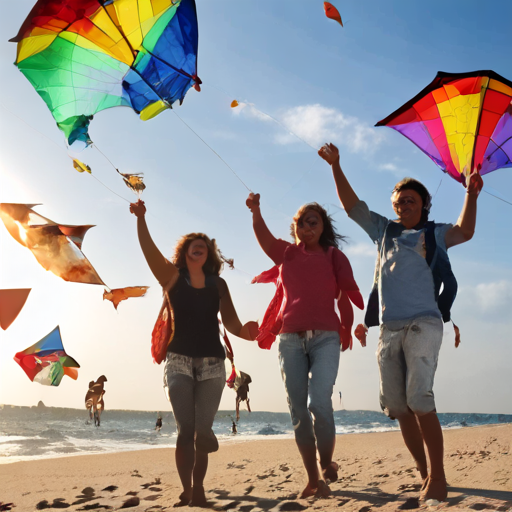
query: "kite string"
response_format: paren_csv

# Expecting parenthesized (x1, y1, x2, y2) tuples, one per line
(170, 110, 252, 193)
(482, 188, 512, 206)
(204, 82, 319, 151)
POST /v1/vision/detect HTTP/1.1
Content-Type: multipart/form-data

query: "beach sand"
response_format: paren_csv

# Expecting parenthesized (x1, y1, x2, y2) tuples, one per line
(1, 424, 510, 511)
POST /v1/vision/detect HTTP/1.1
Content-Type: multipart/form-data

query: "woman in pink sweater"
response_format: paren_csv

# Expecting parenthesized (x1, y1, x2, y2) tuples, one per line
(246, 193, 363, 498)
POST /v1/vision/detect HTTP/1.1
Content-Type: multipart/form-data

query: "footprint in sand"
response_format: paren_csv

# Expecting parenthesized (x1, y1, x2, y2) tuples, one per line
(219, 500, 241, 510)
(101, 486, 118, 492)
(279, 502, 307, 511)
(148, 486, 162, 492)
(49, 498, 71, 509)
(257, 470, 277, 479)
(141, 479, 161, 489)
(143, 495, 162, 502)
(227, 462, 246, 469)
(72, 488, 100, 506)
(125, 491, 138, 496)
(77, 505, 112, 511)
(120, 496, 140, 508)
(210, 489, 231, 499)
(397, 483, 421, 492)
(398, 497, 420, 510)
(244, 486, 255, 495)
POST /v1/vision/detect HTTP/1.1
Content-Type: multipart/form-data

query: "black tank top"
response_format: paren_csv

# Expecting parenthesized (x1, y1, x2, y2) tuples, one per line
(167, 270, 225, 359)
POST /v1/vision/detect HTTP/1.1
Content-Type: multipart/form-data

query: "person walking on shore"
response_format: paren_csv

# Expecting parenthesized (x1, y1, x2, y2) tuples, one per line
(319, 143, 483, 502)
(130, 199, 258, 507)
(246, 193, 363, 498)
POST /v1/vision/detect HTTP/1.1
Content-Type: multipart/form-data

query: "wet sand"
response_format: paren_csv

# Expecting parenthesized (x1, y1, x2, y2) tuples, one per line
(1, 423, 510, 511)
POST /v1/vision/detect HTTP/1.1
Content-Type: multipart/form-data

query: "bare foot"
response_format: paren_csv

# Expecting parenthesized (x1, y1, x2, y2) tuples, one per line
(315, 480, 331, 498)
(322, 461, 339, 483)
(300, 480, 331, 499)
(173, 489, 192, 507)
(422, 477, 447, 502)
(190, 485, 208, 508)
(420, 475, 430, 495)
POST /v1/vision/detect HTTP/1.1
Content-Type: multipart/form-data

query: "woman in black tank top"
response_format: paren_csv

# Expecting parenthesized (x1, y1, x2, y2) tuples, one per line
(130, 200, 258, 507)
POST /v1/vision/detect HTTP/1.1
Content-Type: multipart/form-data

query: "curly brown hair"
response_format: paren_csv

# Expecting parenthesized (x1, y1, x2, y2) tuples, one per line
(290, 203, 346, 250)
(171, 233, 233, 276)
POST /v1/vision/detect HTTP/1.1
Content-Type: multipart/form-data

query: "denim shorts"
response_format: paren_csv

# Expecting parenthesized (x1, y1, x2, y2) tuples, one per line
(164, 352, 226, 384)
(377, 316, 443, 418)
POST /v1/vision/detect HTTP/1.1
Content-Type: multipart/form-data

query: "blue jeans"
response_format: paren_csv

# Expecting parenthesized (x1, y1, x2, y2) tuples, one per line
(278, 331, 340, 459)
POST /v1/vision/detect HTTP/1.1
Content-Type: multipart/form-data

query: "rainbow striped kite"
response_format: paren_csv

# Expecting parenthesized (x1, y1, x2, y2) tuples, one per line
(11, 0, 200, 147)
(376, 71, 512, 184)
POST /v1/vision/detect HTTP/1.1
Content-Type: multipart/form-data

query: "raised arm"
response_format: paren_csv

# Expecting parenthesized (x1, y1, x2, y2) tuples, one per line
(129, 200, 178, 287)
(246, 193, 279, 258)
(318, 143, 360, 214)
(217, 278, 258, 341)
(445, 169, 483, 249)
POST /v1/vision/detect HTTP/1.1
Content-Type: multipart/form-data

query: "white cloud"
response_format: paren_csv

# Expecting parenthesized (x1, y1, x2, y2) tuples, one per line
(275, 104, 385, 153)
(458, 280, 512, 319)
(344, 242, 376, 258)
(378, 162, 409, 177)
(234, 103, 385, 155)
(472, 280, 512, 312)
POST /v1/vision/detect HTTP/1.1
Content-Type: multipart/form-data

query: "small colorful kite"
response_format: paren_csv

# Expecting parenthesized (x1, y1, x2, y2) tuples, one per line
(0, 203, 104, 285)
(72, 159, 92, 174)
(14, 326, 79, 386)
(231, 100, 239, 108)
(376, 70, 512, 184)
(0, 289, 31, 330)
(324, 2, 343, 27)
(11, 0, 201, 148)
(117, 171, 146, 197)
(103, 286, 149, 310)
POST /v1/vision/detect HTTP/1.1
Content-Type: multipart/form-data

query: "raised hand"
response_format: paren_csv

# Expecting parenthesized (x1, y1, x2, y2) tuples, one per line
(318, 143, 340, 165)
(466, 165, 483, 197)
(246, 192, 261, 212)
(129, 199, 146, 218)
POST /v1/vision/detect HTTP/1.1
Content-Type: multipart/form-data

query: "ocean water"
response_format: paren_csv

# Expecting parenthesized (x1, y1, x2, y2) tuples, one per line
(0, 404, 510, 464)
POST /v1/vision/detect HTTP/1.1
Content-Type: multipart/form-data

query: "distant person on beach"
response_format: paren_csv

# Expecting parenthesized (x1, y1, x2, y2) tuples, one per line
(156, 414, 163, 431)
(95, 390, 105, 427)
(231, 420, 237, 435)
(246, 193, 363, 498)
(130, 199, 258, 508)
(85, 376, 107, 426)
(319, 142, 483, 502)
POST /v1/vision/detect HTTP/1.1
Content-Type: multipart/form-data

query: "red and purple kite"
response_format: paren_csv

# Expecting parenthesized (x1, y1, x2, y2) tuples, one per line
(376, 70, 512, 184)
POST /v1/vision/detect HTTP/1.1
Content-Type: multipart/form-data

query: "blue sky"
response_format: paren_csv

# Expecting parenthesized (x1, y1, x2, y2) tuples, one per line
(0, 1, 511, 414)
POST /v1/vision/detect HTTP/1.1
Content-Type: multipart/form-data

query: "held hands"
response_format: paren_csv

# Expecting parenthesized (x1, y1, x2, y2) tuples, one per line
(318, 143, 340, 165)
(129, 199, 146, 218)
(466, 165, 483, 197)
(246, 192, 261, 213)
(239, 321, 259, 341)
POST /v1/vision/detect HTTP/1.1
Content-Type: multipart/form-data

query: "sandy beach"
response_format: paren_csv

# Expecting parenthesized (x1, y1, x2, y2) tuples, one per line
(0, 424, 510, 511)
